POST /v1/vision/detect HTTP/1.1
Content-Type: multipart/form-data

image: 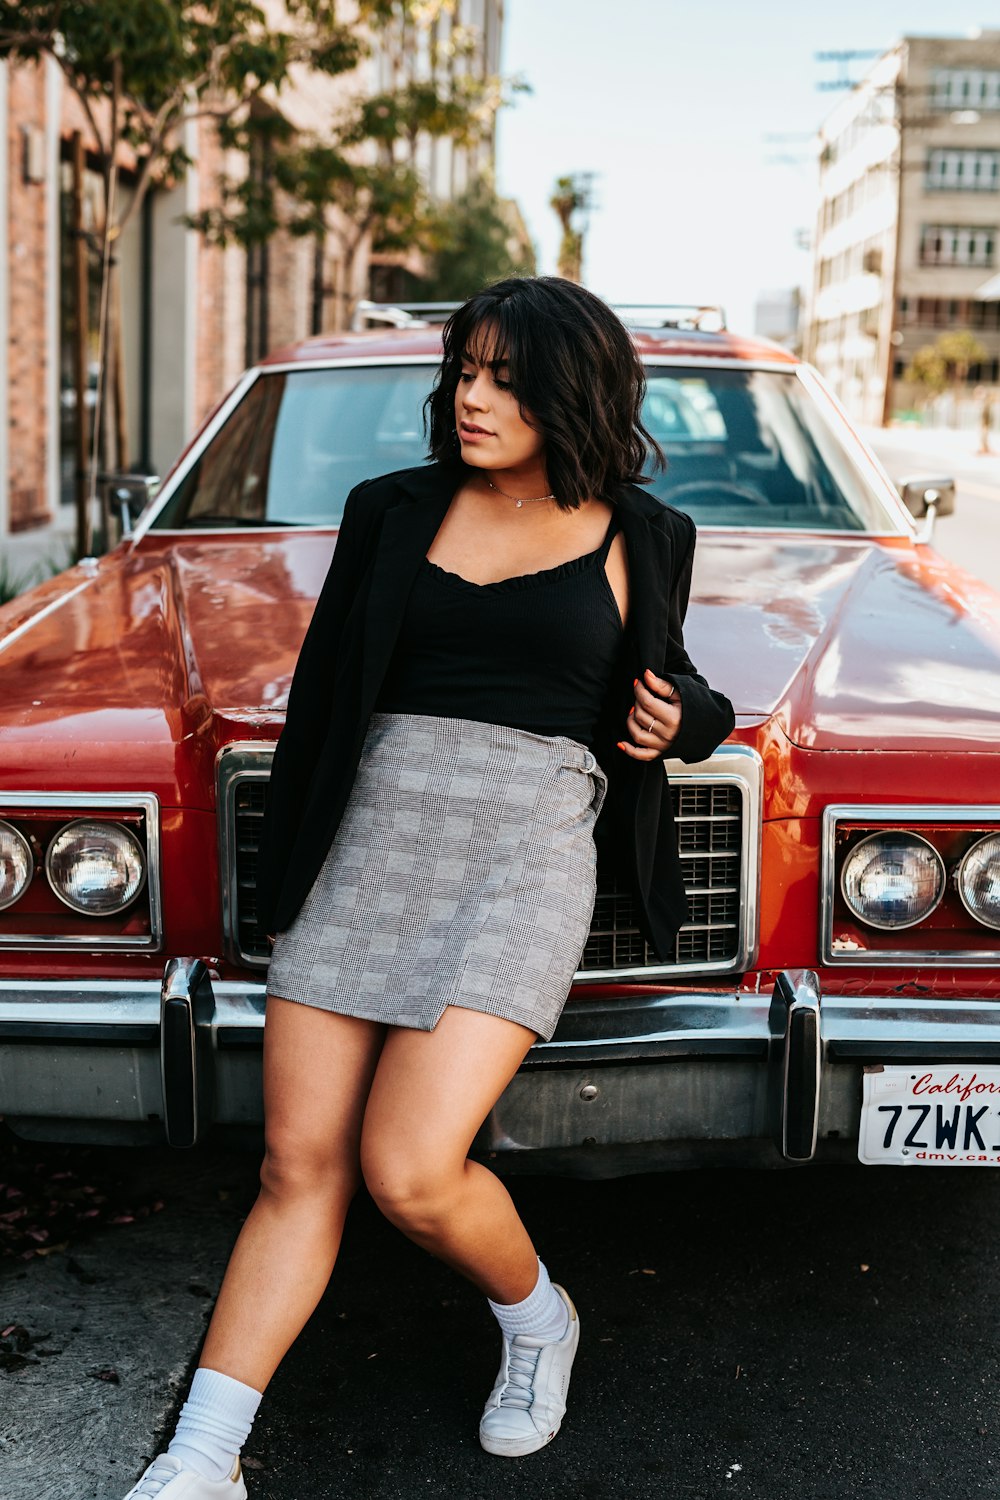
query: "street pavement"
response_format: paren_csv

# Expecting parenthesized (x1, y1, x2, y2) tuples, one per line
(5, 1137, 1000, 1499)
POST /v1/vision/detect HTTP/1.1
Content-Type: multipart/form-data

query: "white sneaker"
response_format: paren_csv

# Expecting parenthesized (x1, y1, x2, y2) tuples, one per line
(122, 1453, 247, 1498)
(479, 1283, 581, 1457)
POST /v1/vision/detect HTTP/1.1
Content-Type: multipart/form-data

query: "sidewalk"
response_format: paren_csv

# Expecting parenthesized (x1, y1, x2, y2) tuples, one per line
(0, 516, 77, 595)
(861, 422, 1000, 481)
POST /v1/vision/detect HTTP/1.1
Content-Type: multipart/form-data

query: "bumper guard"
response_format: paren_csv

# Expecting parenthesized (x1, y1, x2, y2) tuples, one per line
(3, 963, 1000, 1163)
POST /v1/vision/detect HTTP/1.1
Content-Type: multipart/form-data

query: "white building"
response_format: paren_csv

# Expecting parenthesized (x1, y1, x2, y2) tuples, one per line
(805, 31, 1000, 425)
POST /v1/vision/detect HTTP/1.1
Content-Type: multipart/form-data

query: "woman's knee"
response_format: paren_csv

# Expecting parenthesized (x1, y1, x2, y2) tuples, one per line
(359, 1128, 462, 1229)
(260, 1127, 363, 1203)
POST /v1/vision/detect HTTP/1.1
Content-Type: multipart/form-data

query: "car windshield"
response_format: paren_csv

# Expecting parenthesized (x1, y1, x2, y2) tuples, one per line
(149, 362, 899, 532)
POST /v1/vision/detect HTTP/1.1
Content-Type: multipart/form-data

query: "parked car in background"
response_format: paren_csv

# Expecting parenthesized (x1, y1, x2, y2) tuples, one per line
(1, 304, 997, 1173)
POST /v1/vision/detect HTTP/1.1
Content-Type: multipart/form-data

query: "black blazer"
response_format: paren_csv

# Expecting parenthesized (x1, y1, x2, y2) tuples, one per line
(256, 459, 735, 959)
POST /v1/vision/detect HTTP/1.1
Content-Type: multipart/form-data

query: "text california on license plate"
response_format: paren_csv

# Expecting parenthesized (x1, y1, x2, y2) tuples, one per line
(860, 1065, 1000, 1166)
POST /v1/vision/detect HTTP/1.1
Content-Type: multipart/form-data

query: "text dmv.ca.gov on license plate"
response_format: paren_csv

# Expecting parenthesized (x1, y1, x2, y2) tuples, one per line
(859, 1066, 1000, 1166)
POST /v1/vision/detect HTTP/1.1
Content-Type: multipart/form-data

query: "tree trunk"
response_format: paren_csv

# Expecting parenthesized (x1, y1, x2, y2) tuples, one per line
(311, 230, 326, 334)
(111, 255, 129, 471)
(71, 132, 92, 560)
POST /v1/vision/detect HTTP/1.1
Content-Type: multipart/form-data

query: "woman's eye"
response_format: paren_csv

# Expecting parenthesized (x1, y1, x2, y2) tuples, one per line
(459, 370, 512, 392)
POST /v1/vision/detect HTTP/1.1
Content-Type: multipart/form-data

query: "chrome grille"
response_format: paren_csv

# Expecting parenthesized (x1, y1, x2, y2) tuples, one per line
(578, 782, 742, 973)
(219, 746, 757, 977)
(232, 778, 270, 962)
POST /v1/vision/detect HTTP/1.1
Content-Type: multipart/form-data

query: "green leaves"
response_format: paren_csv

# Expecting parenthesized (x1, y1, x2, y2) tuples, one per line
(416, 174, 536, 300)
(0, 2, 360, 124)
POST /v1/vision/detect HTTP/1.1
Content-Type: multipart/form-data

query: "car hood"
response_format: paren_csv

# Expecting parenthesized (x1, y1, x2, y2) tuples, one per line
(1, 531, 999, 788)
(0, 535, 336, 802)
(689, 533, 1000, 751)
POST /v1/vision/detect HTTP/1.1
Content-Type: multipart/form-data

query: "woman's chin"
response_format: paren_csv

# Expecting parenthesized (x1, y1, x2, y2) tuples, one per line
(459, 446, 493, 467)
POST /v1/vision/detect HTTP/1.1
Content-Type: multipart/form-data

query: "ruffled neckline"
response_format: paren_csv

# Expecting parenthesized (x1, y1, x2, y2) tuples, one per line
(421, 543, 606, 593)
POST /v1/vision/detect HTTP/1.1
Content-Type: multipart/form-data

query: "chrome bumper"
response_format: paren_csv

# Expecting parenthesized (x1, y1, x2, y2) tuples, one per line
(3, 963, 1000, 1168)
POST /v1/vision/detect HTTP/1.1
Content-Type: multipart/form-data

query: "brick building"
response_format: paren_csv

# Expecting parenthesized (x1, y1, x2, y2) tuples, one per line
(0, 0, 506, 561)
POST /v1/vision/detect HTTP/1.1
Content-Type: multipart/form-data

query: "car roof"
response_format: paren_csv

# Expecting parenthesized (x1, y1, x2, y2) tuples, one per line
(257, 326, 800, 369)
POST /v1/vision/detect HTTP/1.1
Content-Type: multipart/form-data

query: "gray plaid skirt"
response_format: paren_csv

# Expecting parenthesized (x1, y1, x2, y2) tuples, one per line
(265, 712, 608, 1041)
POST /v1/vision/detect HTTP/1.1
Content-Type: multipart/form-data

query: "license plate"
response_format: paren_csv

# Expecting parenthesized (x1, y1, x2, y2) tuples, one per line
(860, 1065, 1000, 1166)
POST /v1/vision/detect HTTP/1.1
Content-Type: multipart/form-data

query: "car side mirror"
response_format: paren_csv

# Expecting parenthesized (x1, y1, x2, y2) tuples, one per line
(897, 476, 956, 547)
(98, 472, 161, 541)
(897, 475, 956, 520)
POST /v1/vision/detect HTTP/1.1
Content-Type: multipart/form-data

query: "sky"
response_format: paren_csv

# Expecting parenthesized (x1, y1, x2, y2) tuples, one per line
(495, 1, 993, 334)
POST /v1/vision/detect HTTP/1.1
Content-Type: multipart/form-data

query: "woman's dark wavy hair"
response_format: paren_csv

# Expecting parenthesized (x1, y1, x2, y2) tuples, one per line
(424, 276, 666, 510)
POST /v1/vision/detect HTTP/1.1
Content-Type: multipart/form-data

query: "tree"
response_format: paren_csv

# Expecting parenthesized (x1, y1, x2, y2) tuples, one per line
(935, 330, 989, 403)
(0, 0, 361, 555)
(904, 330, 988, 411)
(417, 175, 535, 300)
(549, 173, 593, 283)
(189, 3, 529, 329)
(904, 345, 948, 402)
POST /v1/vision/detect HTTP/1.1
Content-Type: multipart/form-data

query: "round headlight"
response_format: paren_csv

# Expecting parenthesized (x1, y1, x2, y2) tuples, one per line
(840, 831, 945, 930)
(45, 820, 146, 915)
(957, 833, 1000, 932)
(0, 821, 34, 910)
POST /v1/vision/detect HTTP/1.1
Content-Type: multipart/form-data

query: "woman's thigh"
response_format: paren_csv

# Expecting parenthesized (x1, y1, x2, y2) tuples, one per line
(262, 993, 388, 1182)
(359, 1005, 538, 1190)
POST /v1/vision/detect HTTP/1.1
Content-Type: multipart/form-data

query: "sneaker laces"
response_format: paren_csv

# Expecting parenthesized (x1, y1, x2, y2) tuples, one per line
(130, 1455, 184, 1496)
(497, 1336, 543, 1410)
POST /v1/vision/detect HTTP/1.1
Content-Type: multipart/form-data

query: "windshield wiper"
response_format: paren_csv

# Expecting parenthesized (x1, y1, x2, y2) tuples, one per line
(184, 513, 305, 528)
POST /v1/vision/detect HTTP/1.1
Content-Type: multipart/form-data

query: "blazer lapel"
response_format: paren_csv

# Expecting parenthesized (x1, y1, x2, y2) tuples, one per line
(611, 486, 679, 862)
(359, 461, 466, 705)
(615, 486, 673, 689)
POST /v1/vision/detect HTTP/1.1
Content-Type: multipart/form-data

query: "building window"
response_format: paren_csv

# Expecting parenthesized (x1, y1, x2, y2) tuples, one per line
(926, 148, 1000, 192)
(970, 299, 1000, 330)
(907, 297, 1000, 330)
(931, 69, 1000, 111)
(919, 224, 996, 266)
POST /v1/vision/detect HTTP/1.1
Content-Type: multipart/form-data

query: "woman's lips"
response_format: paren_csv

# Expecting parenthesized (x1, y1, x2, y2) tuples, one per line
(460, 422, 493, 439)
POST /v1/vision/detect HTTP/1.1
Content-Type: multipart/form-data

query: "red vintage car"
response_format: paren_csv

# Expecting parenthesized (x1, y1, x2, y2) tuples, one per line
(2, 305, 998, 1172)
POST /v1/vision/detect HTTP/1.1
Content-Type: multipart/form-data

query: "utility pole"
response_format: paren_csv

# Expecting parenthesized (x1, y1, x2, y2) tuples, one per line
(815, 49, 883, 90)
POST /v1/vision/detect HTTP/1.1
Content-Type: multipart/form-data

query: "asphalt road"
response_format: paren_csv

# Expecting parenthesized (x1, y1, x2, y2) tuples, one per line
(6, 1135, 1000, 1500)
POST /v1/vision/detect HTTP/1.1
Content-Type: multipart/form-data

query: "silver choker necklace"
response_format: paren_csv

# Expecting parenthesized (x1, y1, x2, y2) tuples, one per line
(486, 477, 556, 508)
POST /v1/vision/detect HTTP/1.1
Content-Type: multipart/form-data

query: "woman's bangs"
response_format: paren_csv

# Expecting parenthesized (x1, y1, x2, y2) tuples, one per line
(461, 312, 512, 377)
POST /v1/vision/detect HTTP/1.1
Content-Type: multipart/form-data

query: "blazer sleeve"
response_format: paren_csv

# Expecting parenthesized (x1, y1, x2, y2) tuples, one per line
(658, 512, 735, 763)
(257, 478, 378, 929)
(275, 478, 377, 766)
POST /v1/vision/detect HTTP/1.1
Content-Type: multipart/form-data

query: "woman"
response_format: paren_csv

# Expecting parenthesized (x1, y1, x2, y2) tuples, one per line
(124, 276, 735, 1498)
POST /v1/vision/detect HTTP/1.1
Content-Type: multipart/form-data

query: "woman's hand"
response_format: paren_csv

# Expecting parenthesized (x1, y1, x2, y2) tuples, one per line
(617, 668, 682, 761)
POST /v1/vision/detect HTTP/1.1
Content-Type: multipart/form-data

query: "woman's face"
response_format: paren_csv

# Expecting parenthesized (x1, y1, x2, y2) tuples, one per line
(453, 323, 545, 474)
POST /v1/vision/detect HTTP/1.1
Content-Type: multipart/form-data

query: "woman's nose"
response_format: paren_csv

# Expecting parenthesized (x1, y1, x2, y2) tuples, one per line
(463, 374, 490, 408)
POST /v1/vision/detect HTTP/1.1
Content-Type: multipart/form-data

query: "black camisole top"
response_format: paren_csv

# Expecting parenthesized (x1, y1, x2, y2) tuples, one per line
(374, 507, 626, 749)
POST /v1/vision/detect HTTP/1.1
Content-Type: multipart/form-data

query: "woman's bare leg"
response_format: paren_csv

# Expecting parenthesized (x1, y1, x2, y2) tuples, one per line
(197, 995, 388, 1391)
(358, 1005, 541, 1304)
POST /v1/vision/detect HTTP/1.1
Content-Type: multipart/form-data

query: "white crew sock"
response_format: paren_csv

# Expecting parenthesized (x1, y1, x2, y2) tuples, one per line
(167, 1365, 263, 1482)
(487, 1255, 570, 1343)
